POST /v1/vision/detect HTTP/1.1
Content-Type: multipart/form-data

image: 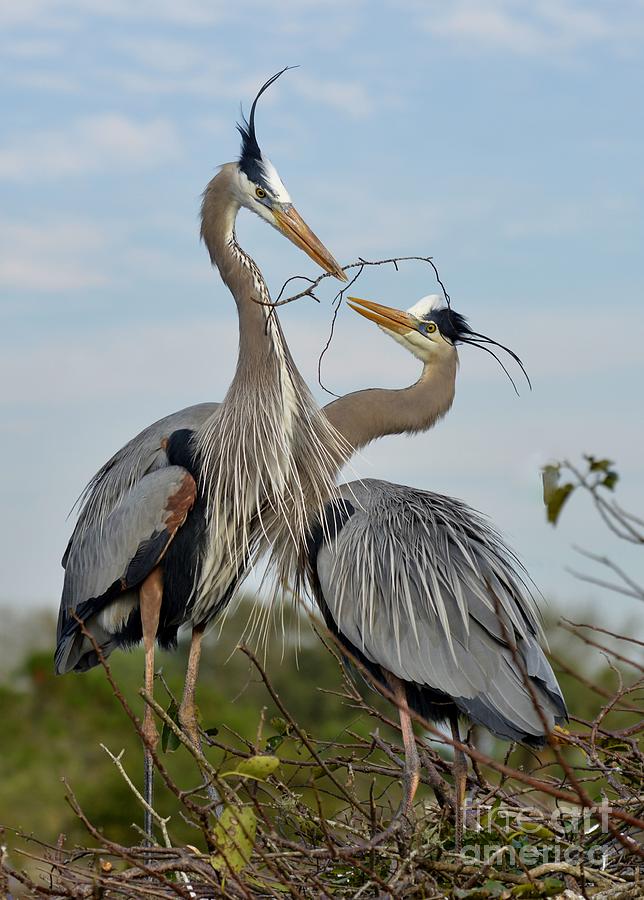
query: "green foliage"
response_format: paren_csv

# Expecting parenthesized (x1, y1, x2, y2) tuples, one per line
(541, 464, 574, 525)
(224, 754, 281, 781)
(210, 805, 257, 875)
(541, 455, 620, 525)
(0, 599, 395, 849)
(160, 699, 181, 752)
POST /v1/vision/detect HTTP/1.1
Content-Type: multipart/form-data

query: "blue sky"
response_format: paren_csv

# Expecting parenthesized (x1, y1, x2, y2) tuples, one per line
(1, 1, 643, 626)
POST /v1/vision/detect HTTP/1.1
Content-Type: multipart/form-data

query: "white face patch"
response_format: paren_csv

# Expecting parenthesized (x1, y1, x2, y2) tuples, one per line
(407, 294, 442, 317)
(234, 161, 292, 230)
(258, 156, 291, 203)
(384, 327, 439, 362)
(234, 168, 278, 227)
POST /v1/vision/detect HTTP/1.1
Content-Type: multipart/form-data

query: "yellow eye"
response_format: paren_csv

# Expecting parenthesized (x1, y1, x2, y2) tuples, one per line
(255, 186, 266, 199)
(425, 322, 437, 334)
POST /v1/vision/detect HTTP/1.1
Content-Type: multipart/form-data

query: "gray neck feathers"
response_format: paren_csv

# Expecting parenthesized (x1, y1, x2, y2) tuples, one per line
(323, 353, 458, 452)
(194, 166, 348, 616)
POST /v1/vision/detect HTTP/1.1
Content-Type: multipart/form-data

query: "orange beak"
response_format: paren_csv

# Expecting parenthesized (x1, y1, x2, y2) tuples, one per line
(347, 296, 417, 335)
(273, 206, 347, 281)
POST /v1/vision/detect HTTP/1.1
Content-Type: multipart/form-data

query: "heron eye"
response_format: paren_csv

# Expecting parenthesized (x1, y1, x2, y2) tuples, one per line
(255, 187, 266, 199)
(425, 322, 437, 334)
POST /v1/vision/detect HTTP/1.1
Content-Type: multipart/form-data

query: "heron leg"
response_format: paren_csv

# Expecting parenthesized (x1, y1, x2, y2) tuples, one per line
(450, 712, 467, 852)
(389, 675, 421, 819)
(178, 623, 222, 812)
(178, 622, 206, 749)
(139, 567, 163, 843)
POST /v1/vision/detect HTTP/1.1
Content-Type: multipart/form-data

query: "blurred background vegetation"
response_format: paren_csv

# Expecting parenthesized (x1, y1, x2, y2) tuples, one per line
(0, 593, 639, 851)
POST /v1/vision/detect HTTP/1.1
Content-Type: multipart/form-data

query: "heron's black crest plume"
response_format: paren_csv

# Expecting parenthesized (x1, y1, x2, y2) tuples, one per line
(426, 307, 531, 395)
(237, 66, 297, 183)
(426, 307, 470, 344)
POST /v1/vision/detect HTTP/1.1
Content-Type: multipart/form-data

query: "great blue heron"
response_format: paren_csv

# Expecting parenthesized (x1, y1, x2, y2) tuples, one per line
(55, 69, 348, 829)
(306, 294, 567, 844)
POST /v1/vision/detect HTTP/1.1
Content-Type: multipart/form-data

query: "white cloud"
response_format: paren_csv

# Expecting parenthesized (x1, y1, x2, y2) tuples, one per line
(420, 0, 644, 57)
(11, 70, 82, 93)
(0, 0, 357, 31)
(0, 0, 226, 28)
(0, 219, 108, 290)
(2, 36, 65, 59)
(0, 318, 237, 407)
(0, 114, 182, 180)
(112, 36, 209, 74)
(292, 75, 375, 118)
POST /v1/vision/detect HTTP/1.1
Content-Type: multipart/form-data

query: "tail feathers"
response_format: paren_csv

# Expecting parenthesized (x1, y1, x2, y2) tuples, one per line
(54, 624, 117, 674)
(456, 647, 567, 747)
(54, 592, 139, 674)
(458, 690, 565, 747)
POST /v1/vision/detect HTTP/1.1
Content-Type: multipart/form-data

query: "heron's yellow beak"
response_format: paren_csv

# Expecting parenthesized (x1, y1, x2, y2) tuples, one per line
(273, 206, 347, 281)
(347, 297, 417, 335)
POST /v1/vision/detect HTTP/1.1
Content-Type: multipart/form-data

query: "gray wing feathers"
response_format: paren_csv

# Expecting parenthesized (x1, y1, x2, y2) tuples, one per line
(67, 402, 217, 556)
(315, 479, 566, 742)
(56, 466, 196, 674)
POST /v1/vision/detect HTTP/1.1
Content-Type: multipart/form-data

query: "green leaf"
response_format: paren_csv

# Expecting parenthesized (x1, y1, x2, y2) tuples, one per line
(510, 885, 537, 898)
(270, 716, 289, 734)
(602, 471, 619, 490)
(544, 482, 575, 525)
(541, 464, 560, 497)
(512, 822, 555, 840)
(161, 700, 181, 753)
(585, 455, 613, 472)
(247, 875, 289, 893)
(510, 880, 564, 898)
(224, 754, 280, 781)
(265, 734, 284, 753)
(542, 465, 576, 523)
(210, 805, 256, 874)
(454, 882, 504, 900)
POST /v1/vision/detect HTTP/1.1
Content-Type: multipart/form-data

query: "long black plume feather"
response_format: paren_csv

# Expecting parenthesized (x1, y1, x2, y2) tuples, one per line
(426, 307, 531, 394)
(238, 66, 297, 177)
(462, 330, 532, 391)
(460, 339, 522, 395)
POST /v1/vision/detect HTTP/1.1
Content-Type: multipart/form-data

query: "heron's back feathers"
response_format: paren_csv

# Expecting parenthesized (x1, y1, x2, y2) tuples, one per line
(308, 479, 566, 746)
(65, 403, 217, 561)
(56, 465, 196, 674)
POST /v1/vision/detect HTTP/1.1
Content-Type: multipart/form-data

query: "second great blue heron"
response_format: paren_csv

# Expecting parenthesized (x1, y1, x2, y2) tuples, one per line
(55, 69, 348, 830)
(306, 294, 567, 843)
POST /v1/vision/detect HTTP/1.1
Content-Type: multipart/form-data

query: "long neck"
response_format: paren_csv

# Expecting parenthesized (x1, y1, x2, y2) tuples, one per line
(193, 165, 348, 607)
(323, 353, 458, 451)
(200, 164, 278, 373)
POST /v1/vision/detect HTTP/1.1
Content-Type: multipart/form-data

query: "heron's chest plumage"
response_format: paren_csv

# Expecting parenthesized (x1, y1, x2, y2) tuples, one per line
(161, 427, 255, 631)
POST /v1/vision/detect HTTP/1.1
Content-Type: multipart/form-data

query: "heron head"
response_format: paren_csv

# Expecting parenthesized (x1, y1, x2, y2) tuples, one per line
(347, 294, 531, 393)
(347, 294, 463, 361)
(233, 68, 347, 281)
